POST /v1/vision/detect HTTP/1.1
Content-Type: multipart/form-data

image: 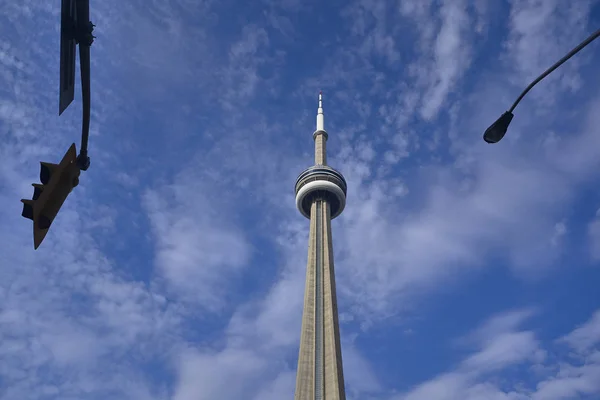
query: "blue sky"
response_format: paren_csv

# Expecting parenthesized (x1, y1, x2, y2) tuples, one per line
(1, 0, 600, 399)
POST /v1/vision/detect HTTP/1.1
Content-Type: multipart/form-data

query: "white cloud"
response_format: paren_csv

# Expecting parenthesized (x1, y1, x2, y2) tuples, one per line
(532, 362, 600, 400)
(396, 308, 600, 400)
(221, 24, 272, 110)
(560, 310, 600, 354)
(143, 176, 251, 311)
(460, 308, 536, 346)
(551, 221, 567, 246)
(173, 347, 270, 400)
(167, 219, 306, 400)
(397, 0, 473, 120)
(587, 213, 600, 261)
(462, 331, 541, 372)
(421, 0, 471, 120)
(504, 0, 597, 102)
(332, 141, 582, 319)
(342, 339, 383, 397)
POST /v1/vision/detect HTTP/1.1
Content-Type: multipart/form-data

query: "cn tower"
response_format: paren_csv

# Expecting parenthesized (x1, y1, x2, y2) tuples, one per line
(294, 92, 347, 399)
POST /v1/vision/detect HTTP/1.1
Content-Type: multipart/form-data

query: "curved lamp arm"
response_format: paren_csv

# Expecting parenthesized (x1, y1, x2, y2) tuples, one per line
(483, 27, 600, 144)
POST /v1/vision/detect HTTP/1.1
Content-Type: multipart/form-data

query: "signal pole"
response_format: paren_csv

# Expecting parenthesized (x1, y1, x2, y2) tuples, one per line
(21, 0, 95, 249)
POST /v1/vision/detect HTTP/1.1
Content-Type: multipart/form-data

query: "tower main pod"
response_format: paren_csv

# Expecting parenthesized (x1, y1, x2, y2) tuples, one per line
(294, 93, 347, 400)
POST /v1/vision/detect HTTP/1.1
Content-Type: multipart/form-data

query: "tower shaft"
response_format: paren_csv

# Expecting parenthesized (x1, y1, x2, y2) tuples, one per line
(294, 93, 346, 400)
(315, 134, 326, 165)
(295, 198, 346, 400)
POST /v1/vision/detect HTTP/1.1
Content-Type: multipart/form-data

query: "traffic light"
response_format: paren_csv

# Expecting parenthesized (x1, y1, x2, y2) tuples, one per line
(21, 143, 80, 249)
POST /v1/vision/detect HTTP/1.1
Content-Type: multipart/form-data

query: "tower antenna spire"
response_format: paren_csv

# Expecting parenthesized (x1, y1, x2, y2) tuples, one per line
(317, 91, 324, 132)
(313, 91, 328, 165)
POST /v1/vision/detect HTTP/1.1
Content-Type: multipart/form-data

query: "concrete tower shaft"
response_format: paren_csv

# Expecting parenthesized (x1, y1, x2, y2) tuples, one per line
(294, 93, 347, 400)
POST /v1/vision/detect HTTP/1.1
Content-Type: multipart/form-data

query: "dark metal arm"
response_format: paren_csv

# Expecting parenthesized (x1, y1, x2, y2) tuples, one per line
(509, 28, 600, 113)
(78, 44, 91, 170)
(75, 0, 94, 171)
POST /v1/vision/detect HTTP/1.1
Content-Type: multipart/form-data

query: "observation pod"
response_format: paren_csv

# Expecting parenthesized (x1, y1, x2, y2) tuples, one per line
(294, 165, 347, 219)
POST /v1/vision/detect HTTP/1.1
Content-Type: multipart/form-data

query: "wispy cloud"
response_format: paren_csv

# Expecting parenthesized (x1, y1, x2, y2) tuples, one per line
(396, 308, 600, 400)
(143, 176, 251, 311)
(504, 0, 596, 101)
(587, 209, 600, 260)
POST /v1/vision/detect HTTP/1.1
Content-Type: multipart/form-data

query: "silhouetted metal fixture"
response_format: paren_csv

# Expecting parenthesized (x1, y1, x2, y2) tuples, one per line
(21, 0, 96, 249)
(483, 28, 600, 144)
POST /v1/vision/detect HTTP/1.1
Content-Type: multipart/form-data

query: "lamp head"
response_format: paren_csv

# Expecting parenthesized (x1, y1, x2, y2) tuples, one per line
(483, 111, 514, 144)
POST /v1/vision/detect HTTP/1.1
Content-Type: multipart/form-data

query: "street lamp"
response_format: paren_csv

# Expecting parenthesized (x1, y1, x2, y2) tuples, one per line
(483, 27, 600, 144)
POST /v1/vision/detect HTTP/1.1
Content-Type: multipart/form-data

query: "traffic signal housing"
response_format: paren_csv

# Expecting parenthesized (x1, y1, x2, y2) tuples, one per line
(21, 143, 81, 249)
